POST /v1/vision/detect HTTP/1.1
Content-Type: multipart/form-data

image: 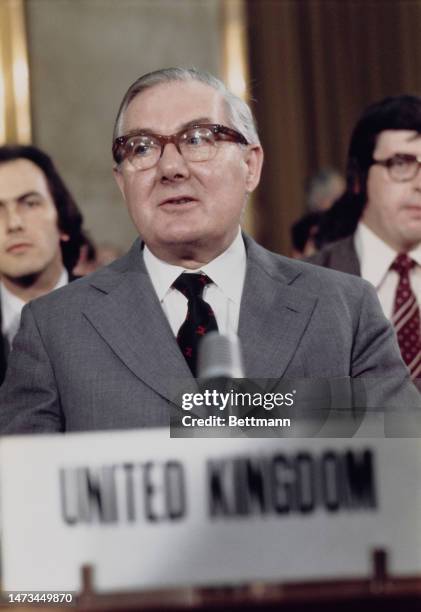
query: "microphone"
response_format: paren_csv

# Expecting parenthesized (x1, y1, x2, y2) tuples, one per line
(197, 332, 244, 379)
(196, 333, 245, 423)
(172, 334, 245, 437)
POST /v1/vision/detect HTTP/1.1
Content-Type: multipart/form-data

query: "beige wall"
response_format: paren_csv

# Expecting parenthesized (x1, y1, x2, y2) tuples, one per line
(26, 0, 222, 249)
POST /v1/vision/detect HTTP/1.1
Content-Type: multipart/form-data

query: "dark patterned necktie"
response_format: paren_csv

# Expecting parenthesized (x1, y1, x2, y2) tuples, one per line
(391, 253, 421, 380)
(173, 273, 219, 376)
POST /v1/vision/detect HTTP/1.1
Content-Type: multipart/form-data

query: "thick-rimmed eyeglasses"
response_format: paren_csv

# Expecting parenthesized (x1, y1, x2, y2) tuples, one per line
(371, 153, 421, 182)
(112, 123, 249, 170)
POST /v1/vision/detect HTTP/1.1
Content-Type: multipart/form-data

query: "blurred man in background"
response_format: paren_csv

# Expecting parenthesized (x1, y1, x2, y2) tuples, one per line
(291, 211, 322, 259)
(0, 145, 85, 384)
(306, 168, 345, 213)
(73, 237, 124, 276)
(290, 168, 344, 259)
(310, 96, 421, 382)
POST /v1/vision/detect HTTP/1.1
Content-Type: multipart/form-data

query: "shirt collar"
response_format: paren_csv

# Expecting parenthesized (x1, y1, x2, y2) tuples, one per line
(1, 267, 68, 336)
(409, 243, 421, 267)
(1, 283, 25, 328)
(143, 229, 246, 304)
(355, 222, 421, 286)
(55, 267, 69, 290)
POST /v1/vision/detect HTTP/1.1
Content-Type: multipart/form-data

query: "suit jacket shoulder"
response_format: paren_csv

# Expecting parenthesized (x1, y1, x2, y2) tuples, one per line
(307, 235, 361, 276)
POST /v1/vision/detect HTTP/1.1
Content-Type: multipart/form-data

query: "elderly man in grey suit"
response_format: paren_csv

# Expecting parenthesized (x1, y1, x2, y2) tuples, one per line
(0, 68, 419, 434)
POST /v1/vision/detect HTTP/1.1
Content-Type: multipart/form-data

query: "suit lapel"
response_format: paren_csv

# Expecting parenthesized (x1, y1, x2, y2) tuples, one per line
(82, 241, 192, 404)
(239, 237, 318, 378)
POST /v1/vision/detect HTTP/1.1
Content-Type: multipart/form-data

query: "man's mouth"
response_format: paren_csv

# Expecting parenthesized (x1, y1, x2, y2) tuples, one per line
(403, 204, 421, 216)
(160, 196, 197, 206)
(6, 242, 32, 254)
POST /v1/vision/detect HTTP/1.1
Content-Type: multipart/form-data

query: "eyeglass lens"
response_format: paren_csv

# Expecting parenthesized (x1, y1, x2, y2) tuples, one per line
(388, 155, 421, 181)
(124, 126, 219, 169)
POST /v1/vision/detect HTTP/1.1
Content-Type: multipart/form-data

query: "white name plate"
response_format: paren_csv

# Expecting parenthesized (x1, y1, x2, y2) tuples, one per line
(1, 431, 420, 592)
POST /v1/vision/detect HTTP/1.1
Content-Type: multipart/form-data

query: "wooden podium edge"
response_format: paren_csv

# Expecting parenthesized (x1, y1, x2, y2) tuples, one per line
(72, 549, 421, 611)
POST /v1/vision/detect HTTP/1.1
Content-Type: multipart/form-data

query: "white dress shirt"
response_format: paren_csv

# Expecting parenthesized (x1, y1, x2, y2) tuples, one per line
(1, 268, 68, 346)
(143, 230, 247, 336)
(354, 222, 421, 320)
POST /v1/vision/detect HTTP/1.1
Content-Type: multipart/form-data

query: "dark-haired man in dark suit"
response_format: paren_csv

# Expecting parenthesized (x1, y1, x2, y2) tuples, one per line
(311, 96, 421, 384)
(0, 145, 85, 384)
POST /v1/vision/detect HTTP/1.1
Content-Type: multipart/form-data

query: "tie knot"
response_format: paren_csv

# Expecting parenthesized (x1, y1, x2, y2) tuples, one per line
(391, 253, 416, 276)
(172, 272, 212, 300)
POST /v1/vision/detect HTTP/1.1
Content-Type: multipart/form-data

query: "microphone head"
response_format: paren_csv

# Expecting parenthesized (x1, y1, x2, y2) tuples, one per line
(197, 332, 244, 379)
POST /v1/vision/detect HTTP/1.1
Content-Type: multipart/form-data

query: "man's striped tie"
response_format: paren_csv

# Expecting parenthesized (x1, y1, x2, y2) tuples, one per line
(391, 253, 421, 380)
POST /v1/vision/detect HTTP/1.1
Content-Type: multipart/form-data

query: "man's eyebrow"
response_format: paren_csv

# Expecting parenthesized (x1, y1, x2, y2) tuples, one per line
(17, 191, 42, 202)
(121, 117, 214, 138)
(180, 117, 214, 130)
(0, 191, 42, 206)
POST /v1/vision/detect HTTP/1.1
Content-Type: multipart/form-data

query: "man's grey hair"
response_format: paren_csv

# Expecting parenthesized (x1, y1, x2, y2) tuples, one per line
(113, 67, 260, 145)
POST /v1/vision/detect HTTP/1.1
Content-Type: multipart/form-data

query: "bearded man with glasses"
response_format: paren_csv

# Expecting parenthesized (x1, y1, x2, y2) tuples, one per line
(0, 70, 419, 434)
(311, 96, 421, 385)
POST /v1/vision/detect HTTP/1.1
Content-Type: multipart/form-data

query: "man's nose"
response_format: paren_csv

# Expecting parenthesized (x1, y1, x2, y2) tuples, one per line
(156, 142, 190, 181)
(5, 205, 24, 232)
(413, 163, 421, 189)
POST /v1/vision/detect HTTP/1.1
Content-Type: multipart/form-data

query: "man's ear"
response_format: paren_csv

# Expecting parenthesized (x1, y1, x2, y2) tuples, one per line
(113, 165, 126, 200)
(244, 145, 264, 193)
(352, 177, 361, 194)
(60, 233, 70, 242)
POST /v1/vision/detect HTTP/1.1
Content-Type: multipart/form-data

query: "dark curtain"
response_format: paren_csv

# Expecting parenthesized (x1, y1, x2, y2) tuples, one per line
(246, 0, 421, 254)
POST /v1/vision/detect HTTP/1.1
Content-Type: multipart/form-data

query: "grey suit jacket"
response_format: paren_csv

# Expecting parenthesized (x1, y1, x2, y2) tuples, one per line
(0, 234, 418, 433)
